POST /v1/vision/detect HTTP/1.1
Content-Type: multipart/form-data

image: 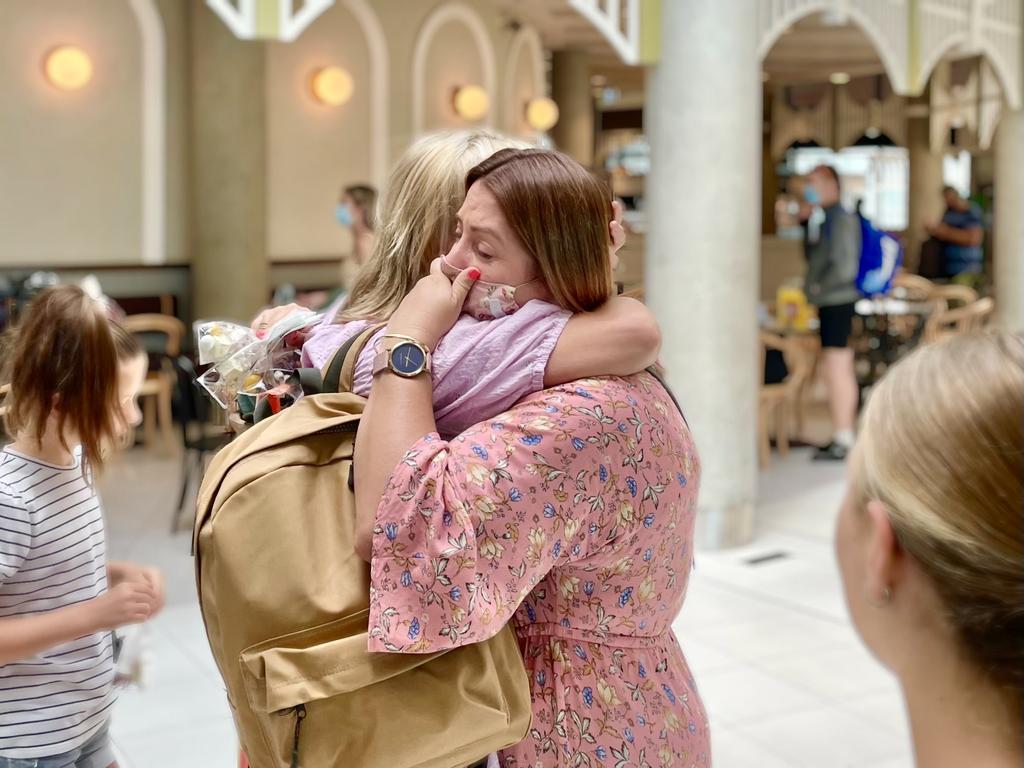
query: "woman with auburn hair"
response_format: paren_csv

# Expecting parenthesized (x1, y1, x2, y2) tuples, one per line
(354, 148, 709, 766)
(837, 331, 1024, 767)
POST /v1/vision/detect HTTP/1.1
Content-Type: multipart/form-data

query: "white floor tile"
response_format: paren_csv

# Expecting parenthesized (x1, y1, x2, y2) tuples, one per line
(711, 724, 796, 768)
(685, 611, 852, 664)
(760, 644, 901, 700)
(737, 706, 913, 767)
(115, 716, 238, 768)
(695, 666, 822, 727)
(677, 635, 742, 675)
(112, 675, 231, 737)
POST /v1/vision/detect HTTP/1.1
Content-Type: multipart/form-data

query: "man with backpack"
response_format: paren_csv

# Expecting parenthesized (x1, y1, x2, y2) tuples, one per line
(802, 164, 861, 461)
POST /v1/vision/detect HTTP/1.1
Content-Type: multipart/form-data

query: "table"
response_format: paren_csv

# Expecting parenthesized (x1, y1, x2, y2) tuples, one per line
(855, 297, 934, 389)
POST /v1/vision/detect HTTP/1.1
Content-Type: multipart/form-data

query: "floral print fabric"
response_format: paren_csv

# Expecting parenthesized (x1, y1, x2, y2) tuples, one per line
(368, 374, 711, 767)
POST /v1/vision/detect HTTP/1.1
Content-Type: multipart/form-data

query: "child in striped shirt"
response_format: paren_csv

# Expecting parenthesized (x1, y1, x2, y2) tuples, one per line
(0, 286, 164, 767)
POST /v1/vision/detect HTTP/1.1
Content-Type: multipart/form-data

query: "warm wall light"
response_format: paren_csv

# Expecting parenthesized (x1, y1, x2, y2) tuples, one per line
(453, 85, 489, 121)
(311, 66, 353, 106)
(44, 46, 93, 91)
(829, 72, 851, 85)
(525, 97, 559, 132)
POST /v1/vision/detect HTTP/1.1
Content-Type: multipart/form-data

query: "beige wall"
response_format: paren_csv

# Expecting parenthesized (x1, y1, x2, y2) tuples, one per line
(266, 2, 373, 261)
(423, 20, 489, 133)
(0, 0, 142, 265)
(0, 0, 541, 272)
(506, 35, 542, 137)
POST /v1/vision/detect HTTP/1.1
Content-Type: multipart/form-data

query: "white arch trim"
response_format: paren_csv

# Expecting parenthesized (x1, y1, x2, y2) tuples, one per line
(411, 2, 497, 136)
(341, 0, 389, 187)
(917, 32, 1021, 110)
(128, 0, 165, 265)
(757, 2, 908, 94)
(917, 31, 970, 97)
(503, 25, 545, 136)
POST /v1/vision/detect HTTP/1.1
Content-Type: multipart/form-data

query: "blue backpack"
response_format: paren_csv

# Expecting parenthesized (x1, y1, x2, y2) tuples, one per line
(857, 213, 903, 296)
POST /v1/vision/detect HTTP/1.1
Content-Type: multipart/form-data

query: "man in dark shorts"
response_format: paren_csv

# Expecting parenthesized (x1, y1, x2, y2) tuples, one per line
(802, 164, 861, 461)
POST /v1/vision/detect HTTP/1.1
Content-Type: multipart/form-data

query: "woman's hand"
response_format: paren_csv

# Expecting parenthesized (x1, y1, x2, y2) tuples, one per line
(610, 200, 627, 259)
(251, 303, 304, 339)
(385, 259, 479, 349)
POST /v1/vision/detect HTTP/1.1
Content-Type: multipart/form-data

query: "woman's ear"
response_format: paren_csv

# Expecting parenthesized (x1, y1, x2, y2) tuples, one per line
(864, 500, 903, 604)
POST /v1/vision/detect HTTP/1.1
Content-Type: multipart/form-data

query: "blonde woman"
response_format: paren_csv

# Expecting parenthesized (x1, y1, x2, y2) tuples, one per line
(837, 331, 1023, 766)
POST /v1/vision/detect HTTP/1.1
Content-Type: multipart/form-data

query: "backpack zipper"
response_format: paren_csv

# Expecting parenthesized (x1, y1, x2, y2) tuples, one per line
(289, 703, 307, 768)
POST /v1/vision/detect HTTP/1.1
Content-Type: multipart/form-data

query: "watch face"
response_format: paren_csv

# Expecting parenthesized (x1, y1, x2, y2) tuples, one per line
(391, 342, 426, 376)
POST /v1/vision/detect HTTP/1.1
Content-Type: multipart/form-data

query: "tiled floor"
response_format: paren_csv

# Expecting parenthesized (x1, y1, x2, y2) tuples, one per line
(97, 444, 914, 768)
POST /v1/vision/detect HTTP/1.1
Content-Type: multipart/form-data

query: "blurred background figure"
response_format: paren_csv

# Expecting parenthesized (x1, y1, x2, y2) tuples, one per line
(802, 165, 861, 462)
(336, 183, 377, 274)
(924, 185, 984, 281)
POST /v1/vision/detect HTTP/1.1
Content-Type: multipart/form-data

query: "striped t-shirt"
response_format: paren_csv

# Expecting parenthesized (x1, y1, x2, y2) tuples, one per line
(0, 446, 115, 759)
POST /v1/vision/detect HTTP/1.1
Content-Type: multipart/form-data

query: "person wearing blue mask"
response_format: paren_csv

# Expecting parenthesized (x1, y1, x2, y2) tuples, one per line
(336, 183, 377, 276)
(801, 165, 861, 462)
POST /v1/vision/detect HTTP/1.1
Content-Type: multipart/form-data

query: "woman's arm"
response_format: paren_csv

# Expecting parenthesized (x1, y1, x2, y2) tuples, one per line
(544, 296, 661, 386)
(353, 261, 479, 560)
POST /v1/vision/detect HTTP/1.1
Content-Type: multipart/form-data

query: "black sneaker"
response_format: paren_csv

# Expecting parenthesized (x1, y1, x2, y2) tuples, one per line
(813, 441, 849, 462)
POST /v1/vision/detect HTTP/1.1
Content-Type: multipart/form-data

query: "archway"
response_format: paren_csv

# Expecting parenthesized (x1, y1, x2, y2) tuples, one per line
(411, 2, 497, 135)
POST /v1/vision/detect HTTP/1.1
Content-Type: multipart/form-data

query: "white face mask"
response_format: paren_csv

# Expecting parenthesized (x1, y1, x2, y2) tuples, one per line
(439, 255, 542, 320)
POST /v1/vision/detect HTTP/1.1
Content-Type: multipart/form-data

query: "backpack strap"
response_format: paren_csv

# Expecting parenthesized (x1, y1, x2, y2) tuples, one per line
(322, 323, 387, 394)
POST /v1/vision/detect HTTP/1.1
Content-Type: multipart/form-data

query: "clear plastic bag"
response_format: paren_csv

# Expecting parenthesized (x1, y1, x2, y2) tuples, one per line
(196, 310, 320, 411)
(195, 321, 254, 366)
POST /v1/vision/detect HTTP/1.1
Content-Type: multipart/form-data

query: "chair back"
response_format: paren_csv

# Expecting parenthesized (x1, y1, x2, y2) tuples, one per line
(923, 297, 995, 344)
(759, 331, 812, 395)
(930, 284, 978, 311)
(892, 272, 935, 302)
(121, 314, 186, 357)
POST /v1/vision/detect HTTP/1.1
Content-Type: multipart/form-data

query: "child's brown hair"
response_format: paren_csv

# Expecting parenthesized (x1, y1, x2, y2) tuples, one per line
(1, 285, 143, 473)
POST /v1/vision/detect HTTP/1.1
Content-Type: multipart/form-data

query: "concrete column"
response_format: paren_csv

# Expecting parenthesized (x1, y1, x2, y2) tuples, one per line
(647, 0, 760, 549)
(189, 0, 268, 322)
(906, 93, 944, 272)
(550, 50, 594, 166)
(993, 110, 1024, 331)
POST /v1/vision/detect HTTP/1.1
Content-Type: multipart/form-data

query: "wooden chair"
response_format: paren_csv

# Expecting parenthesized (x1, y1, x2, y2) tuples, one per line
(922, 297, 995, 345)
(892, 272, 935, 302)
(930, 283, 978, 311)
(121, 314, 186, 452)
(759, 331, 814, 468)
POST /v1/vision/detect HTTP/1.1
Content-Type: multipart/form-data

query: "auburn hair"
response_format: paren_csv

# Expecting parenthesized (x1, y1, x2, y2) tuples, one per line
(465, 148, 614, 314)
(1, 286, 142, 474)
(339, 130, 530, 323)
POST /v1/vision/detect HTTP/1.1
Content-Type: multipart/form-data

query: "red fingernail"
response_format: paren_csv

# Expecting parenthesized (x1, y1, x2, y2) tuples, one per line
(468, 268, 481, 280)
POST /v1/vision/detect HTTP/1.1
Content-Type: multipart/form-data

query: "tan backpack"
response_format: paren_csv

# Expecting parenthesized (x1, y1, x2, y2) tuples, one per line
(193, 327, 531, 768)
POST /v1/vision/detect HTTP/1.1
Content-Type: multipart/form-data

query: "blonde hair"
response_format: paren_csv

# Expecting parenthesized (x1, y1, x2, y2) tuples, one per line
(466, 148, 613, 313)
(853, 331, 1024, 698)
(340, 130, 530, 322)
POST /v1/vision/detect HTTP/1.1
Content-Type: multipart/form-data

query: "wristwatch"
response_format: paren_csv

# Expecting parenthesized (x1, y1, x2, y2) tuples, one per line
(372, 337, 432, 378)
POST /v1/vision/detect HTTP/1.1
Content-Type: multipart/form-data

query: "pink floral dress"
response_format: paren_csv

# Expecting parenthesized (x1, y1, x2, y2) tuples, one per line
(368, 374, 710, 768)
